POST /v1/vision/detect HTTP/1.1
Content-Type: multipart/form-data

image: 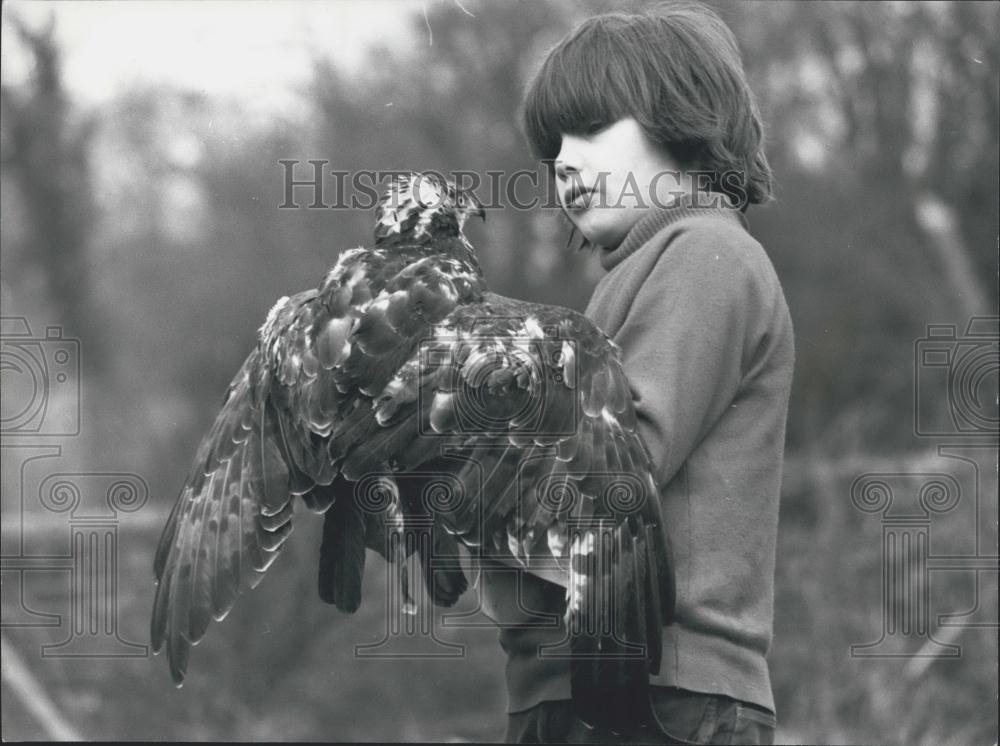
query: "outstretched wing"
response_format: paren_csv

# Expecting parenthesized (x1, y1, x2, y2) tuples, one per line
(354, 292, 676, 728)
(150, 347, 296, 684)
(152, 242, 486, 684)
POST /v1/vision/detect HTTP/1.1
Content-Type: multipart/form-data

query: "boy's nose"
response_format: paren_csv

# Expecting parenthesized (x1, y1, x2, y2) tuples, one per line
(554, 136, 585, 182)
(554, 159, 580, 183)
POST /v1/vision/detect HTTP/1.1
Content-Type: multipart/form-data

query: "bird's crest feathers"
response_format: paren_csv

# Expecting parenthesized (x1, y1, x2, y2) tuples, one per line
(374, 172, 483, 244)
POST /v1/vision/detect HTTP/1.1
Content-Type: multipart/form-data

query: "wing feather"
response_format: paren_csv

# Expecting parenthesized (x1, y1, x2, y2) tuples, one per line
(317, 478, 367, 611)
(185, 469, 220, 644)
(151, 350, 298, 685)
(210, 456, 242, 620)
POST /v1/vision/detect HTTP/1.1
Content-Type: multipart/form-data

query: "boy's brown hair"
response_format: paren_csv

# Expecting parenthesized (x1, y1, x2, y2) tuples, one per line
(521, 0, 772, 208)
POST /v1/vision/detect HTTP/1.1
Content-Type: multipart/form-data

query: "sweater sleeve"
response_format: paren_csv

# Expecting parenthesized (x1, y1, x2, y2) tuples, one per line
(614, 227, 758, 490)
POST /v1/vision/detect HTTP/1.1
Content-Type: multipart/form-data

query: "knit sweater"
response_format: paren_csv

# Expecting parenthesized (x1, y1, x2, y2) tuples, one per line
(481, 201, 795, 715)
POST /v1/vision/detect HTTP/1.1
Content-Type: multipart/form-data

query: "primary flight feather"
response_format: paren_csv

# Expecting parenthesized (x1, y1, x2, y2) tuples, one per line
(151, 172, 675, 730)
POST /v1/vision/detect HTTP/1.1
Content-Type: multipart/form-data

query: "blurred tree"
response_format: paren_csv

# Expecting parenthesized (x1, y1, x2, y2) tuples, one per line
(308, 0, 605, 311)
(741, 1, 997, 319)
(0, 12, 100, 356)
(715, 0, 999, 453)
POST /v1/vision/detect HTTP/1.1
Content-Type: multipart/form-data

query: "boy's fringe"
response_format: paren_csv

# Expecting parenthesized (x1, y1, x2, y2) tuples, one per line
(520, 0, 772, 211)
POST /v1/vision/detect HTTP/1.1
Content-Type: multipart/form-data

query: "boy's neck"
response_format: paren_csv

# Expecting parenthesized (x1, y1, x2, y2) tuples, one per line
(599, 194, 748, 271)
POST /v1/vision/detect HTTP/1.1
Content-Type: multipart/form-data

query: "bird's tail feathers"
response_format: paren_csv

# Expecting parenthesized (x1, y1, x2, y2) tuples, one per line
(568, 517, 660, 730)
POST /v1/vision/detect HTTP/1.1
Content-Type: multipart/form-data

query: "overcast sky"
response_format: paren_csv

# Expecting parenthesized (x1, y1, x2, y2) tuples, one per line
(2, 1, 425, 113)
(1, 0, 836, 169)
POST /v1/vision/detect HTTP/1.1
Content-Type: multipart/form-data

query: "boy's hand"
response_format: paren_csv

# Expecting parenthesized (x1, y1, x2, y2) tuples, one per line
(476, 554, 570, 627)
(488, 554, 569, 589)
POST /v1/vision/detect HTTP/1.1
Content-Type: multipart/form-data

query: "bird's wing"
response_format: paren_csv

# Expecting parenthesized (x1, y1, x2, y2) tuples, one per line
(150, 346, 297, 685)
(354, 294, 676, 728)
(152, 247, 482, 683)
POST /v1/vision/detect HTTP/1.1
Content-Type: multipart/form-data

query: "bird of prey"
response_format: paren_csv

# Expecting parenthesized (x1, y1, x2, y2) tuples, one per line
(151, 172, 675, 729)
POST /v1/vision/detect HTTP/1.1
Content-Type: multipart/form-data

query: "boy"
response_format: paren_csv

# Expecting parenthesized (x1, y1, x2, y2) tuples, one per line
(481, 3, 794, 743)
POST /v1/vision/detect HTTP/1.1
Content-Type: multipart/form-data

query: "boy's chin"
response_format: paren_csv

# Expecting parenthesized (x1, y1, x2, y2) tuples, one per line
(574, 215, 631, 252)
(582, 229, 625, 252)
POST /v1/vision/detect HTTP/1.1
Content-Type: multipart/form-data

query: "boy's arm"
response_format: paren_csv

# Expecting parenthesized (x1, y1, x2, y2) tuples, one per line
(614, 232, 760, 489)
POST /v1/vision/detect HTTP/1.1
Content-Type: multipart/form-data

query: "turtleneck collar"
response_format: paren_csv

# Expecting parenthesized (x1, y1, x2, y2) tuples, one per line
(598, 197, 750, 271)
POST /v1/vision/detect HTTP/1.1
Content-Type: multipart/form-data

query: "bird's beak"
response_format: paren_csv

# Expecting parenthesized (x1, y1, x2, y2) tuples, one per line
(461, 189, 485, 222)
(468, 193, 486, 222)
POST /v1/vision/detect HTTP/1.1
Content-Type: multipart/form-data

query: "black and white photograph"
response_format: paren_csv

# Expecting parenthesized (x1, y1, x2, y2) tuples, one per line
(1, 1, 997, 743)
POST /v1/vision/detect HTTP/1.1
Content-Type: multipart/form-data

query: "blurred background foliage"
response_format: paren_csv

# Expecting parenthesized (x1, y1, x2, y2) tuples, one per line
(1, 1, 996, 743)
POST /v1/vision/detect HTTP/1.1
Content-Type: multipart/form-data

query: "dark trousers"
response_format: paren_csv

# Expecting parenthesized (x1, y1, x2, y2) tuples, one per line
(504, 686, 776, 745)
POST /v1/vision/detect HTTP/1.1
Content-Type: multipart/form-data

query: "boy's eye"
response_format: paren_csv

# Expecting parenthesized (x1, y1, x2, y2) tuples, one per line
(584, 121, 608, 136)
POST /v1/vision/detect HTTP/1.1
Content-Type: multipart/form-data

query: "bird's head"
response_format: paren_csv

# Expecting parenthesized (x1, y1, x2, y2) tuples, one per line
(374, 172, 485, 244)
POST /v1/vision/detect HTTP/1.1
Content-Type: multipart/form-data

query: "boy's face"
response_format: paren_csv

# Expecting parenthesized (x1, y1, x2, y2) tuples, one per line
(554, 117, 685, 251)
